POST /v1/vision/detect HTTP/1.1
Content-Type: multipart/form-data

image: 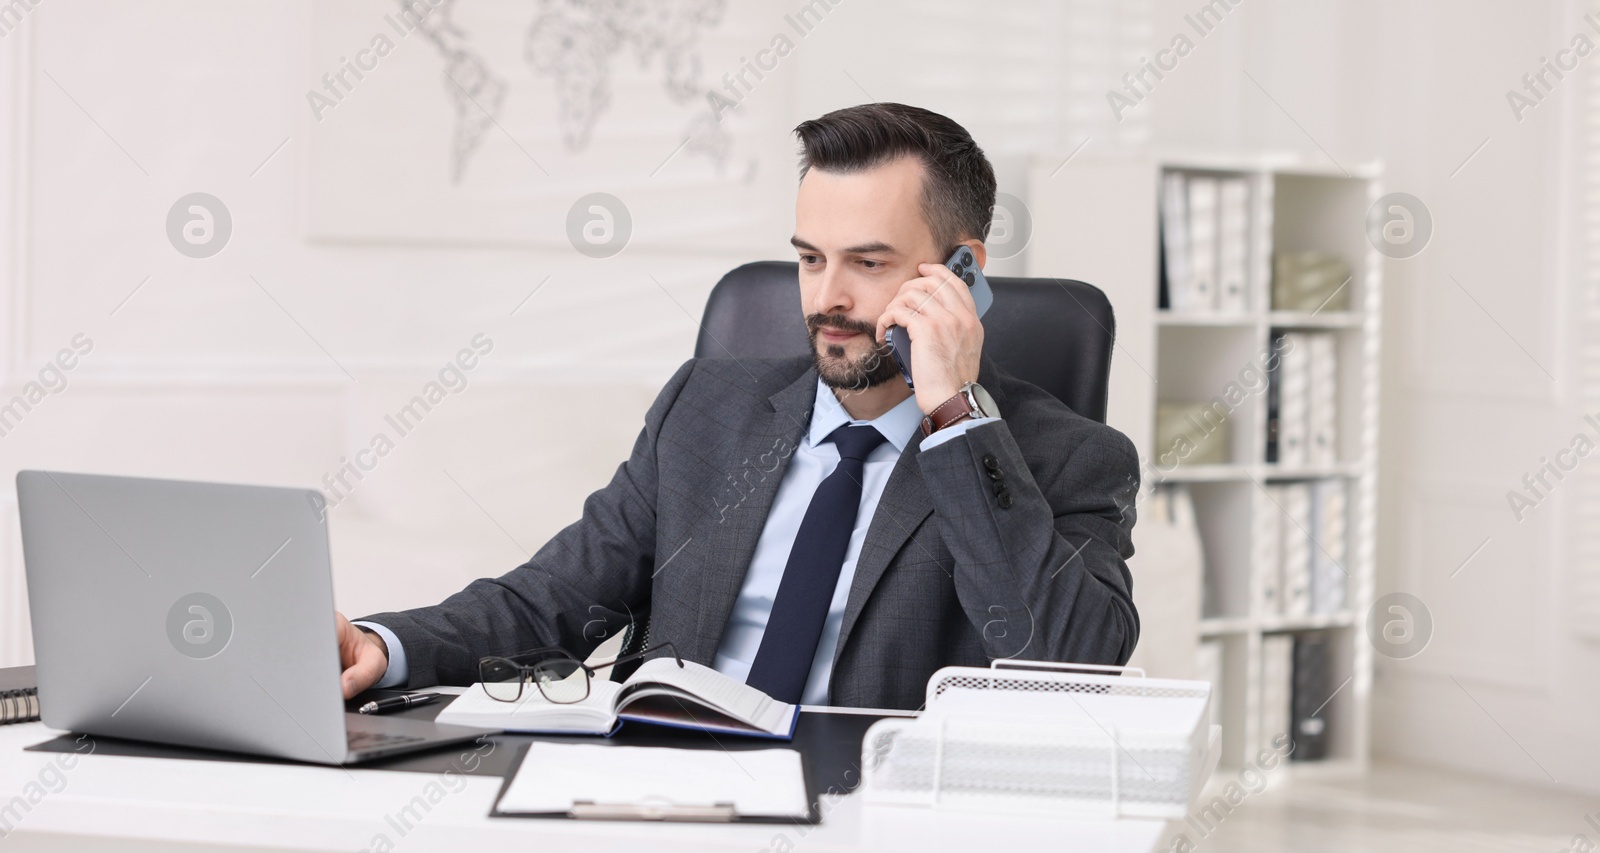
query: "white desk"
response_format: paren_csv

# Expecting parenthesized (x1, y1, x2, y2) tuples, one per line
(0, 720, 1173, 852)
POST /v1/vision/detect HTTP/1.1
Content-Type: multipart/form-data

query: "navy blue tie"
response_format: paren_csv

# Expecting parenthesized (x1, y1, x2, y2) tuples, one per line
(746, 423, 889, 704)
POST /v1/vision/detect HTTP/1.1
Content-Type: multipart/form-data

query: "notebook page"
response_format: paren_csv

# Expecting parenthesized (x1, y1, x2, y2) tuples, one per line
(435, 678, 622, 732)
(498, 743, 809, 819)
(621, 659, 792, 733)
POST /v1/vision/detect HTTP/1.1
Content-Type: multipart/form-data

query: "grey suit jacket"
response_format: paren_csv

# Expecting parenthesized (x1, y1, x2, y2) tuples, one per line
(363, 353, 1141, 710)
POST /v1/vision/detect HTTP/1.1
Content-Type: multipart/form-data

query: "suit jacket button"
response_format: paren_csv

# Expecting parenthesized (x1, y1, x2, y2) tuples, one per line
(982, 453, 1000, 471)
(986, 467, 1004, 480)
(998, 491, 1013, 509)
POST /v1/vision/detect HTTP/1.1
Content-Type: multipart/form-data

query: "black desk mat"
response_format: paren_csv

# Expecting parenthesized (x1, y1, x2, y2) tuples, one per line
(25, 691, 885, 812)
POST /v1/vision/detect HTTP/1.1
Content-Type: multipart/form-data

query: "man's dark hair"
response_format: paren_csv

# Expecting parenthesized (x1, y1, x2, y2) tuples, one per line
(794, 103, 997, 252)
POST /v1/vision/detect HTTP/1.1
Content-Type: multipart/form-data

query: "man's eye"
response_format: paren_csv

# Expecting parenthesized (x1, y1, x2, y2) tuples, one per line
(859, 259, 882, 270)
(800, 254, 821, 266)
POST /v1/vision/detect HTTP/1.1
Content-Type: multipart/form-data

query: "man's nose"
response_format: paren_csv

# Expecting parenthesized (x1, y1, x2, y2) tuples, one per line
(812, 267, 852, 315)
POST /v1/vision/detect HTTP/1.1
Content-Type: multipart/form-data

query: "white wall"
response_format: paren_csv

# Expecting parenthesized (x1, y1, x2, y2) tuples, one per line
(1357, 0, 1599, 795)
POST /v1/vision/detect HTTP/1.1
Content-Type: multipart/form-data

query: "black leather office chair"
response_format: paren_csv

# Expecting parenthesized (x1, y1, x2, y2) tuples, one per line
(694, 260, 1116, 423)
(612, 261, 1118, 678)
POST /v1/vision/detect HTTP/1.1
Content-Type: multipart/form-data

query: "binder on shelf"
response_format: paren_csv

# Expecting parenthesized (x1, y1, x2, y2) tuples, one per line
(1260, 635, 1293, 754)
(1216, 177, 1250, 313)
(1307, 333, 1339, 466)
(1275, 332, 1309, 467)
(1255, 485, 1285, 617)
(1161, 172, 1190, 311)
(1266, 335, 1283, 463)
(1183, 176, 1220, 312)
(1281, 483, 1313, 618)
(1249, 173, 1274, 315)
(1291, 633, 1333, 761)
(1310, 480, 1348, 615)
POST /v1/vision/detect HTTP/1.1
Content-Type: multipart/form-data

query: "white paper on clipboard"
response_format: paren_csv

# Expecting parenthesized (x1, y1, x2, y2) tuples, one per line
(498, 742, 809, 820)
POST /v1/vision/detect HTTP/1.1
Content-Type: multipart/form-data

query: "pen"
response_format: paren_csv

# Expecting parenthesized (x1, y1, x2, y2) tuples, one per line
(358, 693, 440, 715)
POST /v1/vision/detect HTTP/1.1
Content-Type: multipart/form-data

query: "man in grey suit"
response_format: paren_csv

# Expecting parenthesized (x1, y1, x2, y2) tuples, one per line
(335, 103, 1140, 711)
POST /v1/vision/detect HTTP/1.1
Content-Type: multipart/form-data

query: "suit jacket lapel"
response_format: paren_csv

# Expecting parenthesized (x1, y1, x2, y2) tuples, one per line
(690, 361, 816, 665)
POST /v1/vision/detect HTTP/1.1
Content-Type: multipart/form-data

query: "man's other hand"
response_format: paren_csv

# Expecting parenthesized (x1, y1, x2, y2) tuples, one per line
(336, 611, 389, 699)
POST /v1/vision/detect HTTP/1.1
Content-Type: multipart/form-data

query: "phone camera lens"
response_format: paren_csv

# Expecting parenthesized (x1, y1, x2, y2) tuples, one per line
(963, 272, 976, 286)
(960, 249, 973, 266)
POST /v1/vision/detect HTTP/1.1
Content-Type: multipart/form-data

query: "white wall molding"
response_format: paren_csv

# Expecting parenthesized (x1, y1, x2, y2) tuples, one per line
(1559, 0, 1600, 646)
(0, 8, 33, 387)
(0, 0, 35, 668)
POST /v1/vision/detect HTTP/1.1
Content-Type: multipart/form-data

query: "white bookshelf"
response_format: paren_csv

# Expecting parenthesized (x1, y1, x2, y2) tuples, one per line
(1026, 152, 1382, 774)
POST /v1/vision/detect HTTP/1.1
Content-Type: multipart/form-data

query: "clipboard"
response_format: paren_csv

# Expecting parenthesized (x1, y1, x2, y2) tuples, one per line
(487, 742, 822, 824)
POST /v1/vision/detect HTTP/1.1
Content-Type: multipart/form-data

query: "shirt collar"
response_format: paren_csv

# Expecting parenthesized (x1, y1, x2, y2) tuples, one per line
(808, 378, 921, 453)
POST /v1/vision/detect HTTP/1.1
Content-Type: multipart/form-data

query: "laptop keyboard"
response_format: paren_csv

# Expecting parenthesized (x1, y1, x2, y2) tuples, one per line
(347, 731, 427, 752)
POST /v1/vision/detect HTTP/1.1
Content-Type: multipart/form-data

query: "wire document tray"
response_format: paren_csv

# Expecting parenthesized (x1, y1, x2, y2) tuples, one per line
(860, 660, 1221, 819)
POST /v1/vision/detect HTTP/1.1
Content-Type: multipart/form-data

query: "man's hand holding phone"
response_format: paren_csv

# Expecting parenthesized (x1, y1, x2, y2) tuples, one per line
(874, 258, 986, 415)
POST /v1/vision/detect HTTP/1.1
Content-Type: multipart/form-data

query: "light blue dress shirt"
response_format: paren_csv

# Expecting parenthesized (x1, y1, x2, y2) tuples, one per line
(360, 378, 994, 701)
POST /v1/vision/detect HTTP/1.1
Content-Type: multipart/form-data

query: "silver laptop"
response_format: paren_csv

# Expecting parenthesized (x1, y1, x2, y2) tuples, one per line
(16, 470, 494, 764)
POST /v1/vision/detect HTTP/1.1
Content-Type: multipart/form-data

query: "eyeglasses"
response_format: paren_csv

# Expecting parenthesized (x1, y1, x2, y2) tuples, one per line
(477, 641, 683, 704)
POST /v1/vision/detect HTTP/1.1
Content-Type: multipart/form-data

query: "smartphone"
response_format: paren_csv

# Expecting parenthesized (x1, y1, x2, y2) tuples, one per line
(884, 246, 994, 390)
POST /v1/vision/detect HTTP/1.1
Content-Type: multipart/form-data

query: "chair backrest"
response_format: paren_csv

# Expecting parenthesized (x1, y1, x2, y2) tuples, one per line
(694, 261, 1116, 423)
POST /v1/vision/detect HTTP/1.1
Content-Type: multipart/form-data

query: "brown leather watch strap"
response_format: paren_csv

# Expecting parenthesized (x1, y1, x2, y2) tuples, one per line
(920, 390, 977, 437)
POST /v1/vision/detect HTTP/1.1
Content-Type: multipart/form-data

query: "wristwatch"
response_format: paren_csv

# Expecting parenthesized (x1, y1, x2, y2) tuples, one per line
(920, 382, 999, 437)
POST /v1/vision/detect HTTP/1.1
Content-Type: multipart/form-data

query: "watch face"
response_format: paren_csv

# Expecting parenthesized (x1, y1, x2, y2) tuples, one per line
(967, 383, 998, 418)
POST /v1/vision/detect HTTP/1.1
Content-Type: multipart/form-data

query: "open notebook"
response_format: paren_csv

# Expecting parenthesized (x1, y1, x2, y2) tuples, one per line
(436, 658, 798, 739)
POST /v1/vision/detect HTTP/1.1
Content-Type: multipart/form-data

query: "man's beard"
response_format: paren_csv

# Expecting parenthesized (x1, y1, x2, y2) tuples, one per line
(807, 313, 902, 392)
